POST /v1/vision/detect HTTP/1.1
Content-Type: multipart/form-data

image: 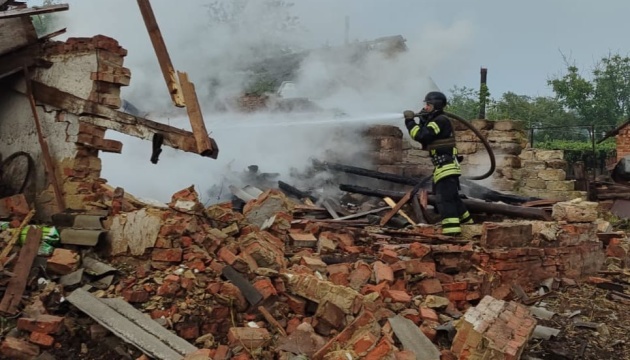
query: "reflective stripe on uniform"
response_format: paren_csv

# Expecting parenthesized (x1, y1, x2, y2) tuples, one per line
(442, 225, 462, 235)
(460, 211, 473, 224)
(427, 122, 440, 134)
(433, 162, 462, 183)
(409, 125, 420, 138)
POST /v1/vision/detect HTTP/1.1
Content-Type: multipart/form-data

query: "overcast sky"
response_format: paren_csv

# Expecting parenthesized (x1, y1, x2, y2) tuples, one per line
(29, 0, 630, 201)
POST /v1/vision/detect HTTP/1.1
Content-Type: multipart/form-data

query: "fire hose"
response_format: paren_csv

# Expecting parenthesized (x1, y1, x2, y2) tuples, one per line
(444, 111, 496, 181)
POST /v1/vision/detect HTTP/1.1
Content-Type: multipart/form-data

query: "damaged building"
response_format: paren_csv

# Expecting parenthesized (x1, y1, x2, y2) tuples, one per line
(1, 2, 630, 360)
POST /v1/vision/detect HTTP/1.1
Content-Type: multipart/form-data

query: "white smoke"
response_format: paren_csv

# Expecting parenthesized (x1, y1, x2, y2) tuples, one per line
(46, 0, 474, 202)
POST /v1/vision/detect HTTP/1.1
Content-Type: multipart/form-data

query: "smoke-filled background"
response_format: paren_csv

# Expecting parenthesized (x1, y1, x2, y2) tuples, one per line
(41, 0, 475, 203)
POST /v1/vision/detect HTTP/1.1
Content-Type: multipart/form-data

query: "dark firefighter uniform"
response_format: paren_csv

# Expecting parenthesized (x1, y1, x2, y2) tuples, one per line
(404, 91, 473, 236)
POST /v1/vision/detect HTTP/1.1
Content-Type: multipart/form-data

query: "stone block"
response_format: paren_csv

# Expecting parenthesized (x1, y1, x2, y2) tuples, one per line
(535, 149, 564, 161)
(481, 223, 533, 248)
(538, 169, 566, 181)
(546, 180, 575, 191)
(552, 199, 598, 223)
(493, 120, 524, 131)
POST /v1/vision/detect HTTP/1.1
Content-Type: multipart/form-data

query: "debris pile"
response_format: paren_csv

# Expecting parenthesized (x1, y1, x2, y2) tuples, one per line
(2, 168, 626, 359)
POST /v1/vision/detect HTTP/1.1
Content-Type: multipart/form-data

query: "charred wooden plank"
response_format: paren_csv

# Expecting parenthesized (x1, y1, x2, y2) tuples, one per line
(178, 71, 215, 157)
(341, 184, 552, 220)
(0, 227, 41, 315)
(278, 181, 318, 202)
(30, 81, 219, 158)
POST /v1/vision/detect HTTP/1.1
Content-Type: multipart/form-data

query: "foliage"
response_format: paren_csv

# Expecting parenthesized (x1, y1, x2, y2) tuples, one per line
(30, 0, 60, 35)
(532, 139, 616, 169)
(548, 53, 630, 127)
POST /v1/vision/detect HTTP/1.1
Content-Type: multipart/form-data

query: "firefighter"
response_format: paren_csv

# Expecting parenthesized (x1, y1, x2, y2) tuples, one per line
(403, 91, 473, 236)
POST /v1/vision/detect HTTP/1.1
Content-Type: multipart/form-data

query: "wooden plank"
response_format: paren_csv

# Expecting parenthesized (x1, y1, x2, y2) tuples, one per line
(322, 199, 340, 219)
(221, 265, 263, 306)
(37, 27, 66, 42)
(332, 206, 390, 221)
(0, 209, 35, 263)
(0, 227, 42, 315)
(66, 288, 191, 360)
(136, 0, 184, 107)
(0, 16, 37, 56)
(177, 71, 214, 156)
(0, 3, 68, 19)
(382, 196, 416, 226)
(25, 68, 65, 212)
(29, 81, 219, 158)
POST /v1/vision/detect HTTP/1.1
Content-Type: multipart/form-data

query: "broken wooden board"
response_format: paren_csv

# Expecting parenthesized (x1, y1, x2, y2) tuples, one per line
(222, 265, 263, 306)
(177, 71, 215, 157)
(0, 227, 42, 315)
(0, 3, 68, 19)
(30, 81, 218, 158)
(388, 315, 440, 360)
(381, 195, 416, 226)
(66, 288, 198, 360)
(136, 0, 184, 107)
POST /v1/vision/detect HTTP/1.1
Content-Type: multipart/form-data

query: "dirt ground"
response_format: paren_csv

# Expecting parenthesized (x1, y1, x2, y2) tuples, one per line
(522, 283, 630, 360)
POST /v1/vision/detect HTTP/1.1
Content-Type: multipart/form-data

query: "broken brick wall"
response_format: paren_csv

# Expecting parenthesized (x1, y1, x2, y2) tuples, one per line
(0, 35, 129, 220)
(616, 125, 630, 162)
(367, 120, 587, 200)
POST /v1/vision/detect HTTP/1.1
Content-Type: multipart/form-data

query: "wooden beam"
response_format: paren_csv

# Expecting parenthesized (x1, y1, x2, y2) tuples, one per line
(136, 0, 185, 107)
(29, 81, 219, 158)
(381, 194, 416, 226)
(0, 227, 42, 315)
(24, 68, 65, 213)
(38, 27, 66, 42)
(0, 3, 68, 19)
(0, 209, 34, 263)
(177, 71, 215, 156)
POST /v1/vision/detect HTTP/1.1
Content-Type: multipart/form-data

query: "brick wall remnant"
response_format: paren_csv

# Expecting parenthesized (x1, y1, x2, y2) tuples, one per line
(451, 295, 537, 360)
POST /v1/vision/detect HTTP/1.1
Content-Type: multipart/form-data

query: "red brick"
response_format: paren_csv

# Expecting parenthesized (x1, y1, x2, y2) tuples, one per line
(286, 317, 302, 335)
(400, 309, 422, 325)
(214, 345, 230, 360)
(348, 262, 372, 290)
(122, 289, 150, 303)
(330, 272, 350, 286)
(420, 320, 438, 342)
(352, 331, 378, 354)
(227, 327, 271, 348)
(180, 277, 194, 290)
(29, 331, 54, 347)
(404, 259, 436, 276)
(218, 247, 238, 265)
(441, 282, 467, 292)
(409, 242, 431, 258)
(151, 248, 183, 262)
(47, 248, 80, 275)
(383, 289, 412, 303)
(285, 294, 307, 315)
(17, 315, 64, 334)
(420, 307, 439, 322)
(365, 338, 394, 360)
(379, 248, 399, 264)
(373, 261, 394, 284)
(417, 278, 443, 295)
(253, 278, 277, 299)
(1, 337, 40, 359)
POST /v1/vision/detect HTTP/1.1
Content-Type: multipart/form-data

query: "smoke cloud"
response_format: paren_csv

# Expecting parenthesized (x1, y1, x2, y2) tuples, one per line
(47, 0, 474, 203)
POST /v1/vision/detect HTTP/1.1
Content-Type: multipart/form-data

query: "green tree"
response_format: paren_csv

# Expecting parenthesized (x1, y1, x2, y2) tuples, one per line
(548, 53, 630, 128)
(30, 0, 60, 35)
(447, 86, 480, 120)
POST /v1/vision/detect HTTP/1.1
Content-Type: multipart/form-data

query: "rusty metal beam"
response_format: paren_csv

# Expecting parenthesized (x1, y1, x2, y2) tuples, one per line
(29, 81, 218, 159)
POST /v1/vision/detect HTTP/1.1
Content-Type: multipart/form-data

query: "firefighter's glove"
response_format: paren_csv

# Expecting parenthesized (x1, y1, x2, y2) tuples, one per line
(403, 110, 416, 120)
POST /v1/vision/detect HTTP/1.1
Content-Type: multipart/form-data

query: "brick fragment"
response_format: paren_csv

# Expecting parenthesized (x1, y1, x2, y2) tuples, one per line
(373, 261, 394, 284)
(227, 327, 271, 348)
(47, 249, 80, 275)
(29, 332, 54, 347)
(152, 248, 183, 262)
(17, 315, 64, 334)
(253, 278, 278, 299)
(417, 278, 443, 295)
(1, 337, 40, 359)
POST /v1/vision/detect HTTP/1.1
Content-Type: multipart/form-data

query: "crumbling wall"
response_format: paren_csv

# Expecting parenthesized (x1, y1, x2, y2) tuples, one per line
(365, 120, 587, 201)
(616, 125, 630, 161)
(0, 35, 129, 219)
